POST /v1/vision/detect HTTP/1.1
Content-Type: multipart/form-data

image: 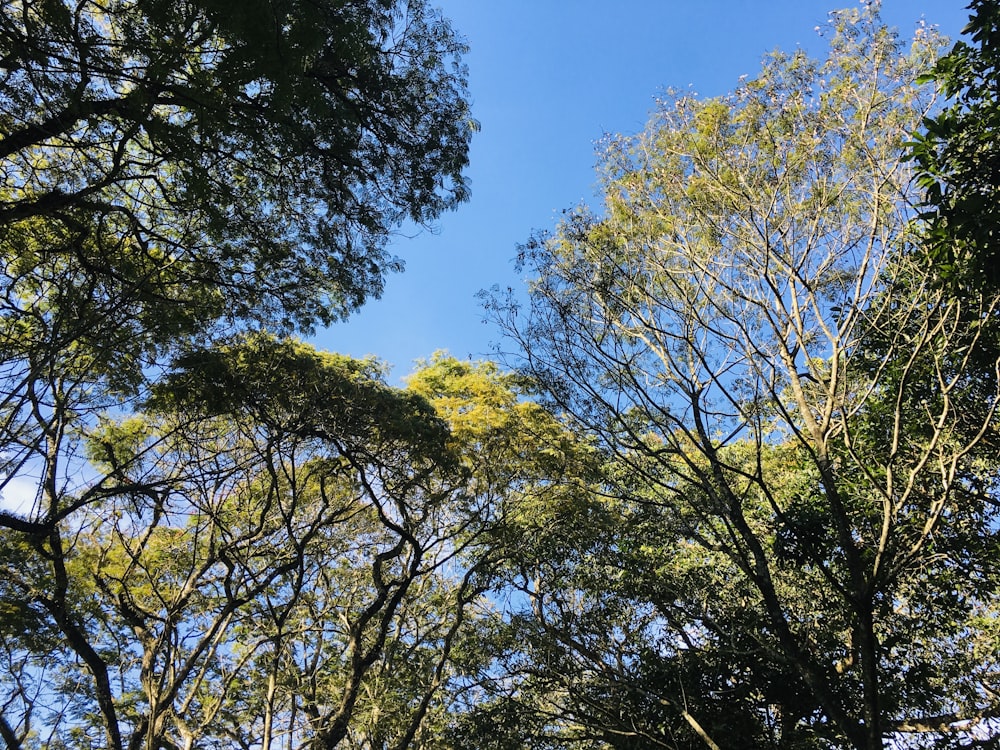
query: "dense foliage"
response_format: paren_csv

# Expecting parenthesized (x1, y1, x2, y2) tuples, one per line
(0, 1, 480, 747)
(912, 0, 1000, 291)
(486, 5, 1000, 749)
(0, 0, 474, 337)
(0, 0, 474, 531)
(2, 2, 999, 749)
(0, 335, 588, 749)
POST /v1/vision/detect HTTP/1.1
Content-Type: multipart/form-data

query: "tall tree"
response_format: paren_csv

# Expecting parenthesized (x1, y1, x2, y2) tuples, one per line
(489, 5, 1000, 749)
(0, 0, 474, 537)
(0, 0, 473, 335)
(911, 0, 1000, 291)
(0, 338, 595, 749)
(0, 338, 521, 750)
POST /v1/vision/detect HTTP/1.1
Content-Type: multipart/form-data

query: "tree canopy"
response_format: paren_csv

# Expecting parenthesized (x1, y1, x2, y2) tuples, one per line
(0, 3, 481, 745)
(487, 5, 1000, 748)
(911, 0, 1000, 291)
(0, 338, 587, 750)
(0, 0, 474, 342)
(0, 0, 474, 530)
(3, 2, 1000, 749)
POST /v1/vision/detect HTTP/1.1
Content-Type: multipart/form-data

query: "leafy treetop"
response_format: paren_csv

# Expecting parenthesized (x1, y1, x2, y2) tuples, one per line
(0, 0, 475, 341)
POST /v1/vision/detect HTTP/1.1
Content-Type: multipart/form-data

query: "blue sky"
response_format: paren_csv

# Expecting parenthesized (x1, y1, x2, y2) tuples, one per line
(314, 1, 972, 381)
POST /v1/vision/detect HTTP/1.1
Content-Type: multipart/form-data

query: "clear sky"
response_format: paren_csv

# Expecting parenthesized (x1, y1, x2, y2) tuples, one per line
(313, 1, 973, 382)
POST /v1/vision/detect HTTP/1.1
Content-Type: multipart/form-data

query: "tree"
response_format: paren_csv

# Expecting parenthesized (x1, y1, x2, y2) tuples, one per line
(0, 0, 473, 335)
(0, 2, 488, 747)
(908, 0, 1000, 420)
(489, 5, 1000, 748)
(911, 0, 1000, 291)
(0, 0, 474, 566)
(406, 356, 608, 750)
(0, 337, 596, 749)
(0, 338, 476, 749)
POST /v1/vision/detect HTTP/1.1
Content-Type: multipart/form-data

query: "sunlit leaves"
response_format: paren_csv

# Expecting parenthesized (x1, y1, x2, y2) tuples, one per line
(488, 4, 1000, 748)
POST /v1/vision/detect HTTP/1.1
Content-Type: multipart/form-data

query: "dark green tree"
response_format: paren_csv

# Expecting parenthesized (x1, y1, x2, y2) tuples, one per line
(0, 0, 474, 534)
(907, 1, 1000, 436)
(911, 0, 1000, 291)
(0, 0, 474, 335)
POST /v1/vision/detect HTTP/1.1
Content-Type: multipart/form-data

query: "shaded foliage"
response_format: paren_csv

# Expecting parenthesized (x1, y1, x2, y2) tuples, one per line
(911, 0, 1000, 292)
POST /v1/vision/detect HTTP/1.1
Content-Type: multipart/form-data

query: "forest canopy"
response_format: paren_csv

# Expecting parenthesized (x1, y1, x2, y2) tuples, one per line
(1, 2, 998, 750)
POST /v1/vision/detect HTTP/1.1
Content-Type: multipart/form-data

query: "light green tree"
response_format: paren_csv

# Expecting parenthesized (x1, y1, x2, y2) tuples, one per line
(489, 5, 1000, 748)
(0, 339, 594, 750)
(0, 0, 475, 540)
